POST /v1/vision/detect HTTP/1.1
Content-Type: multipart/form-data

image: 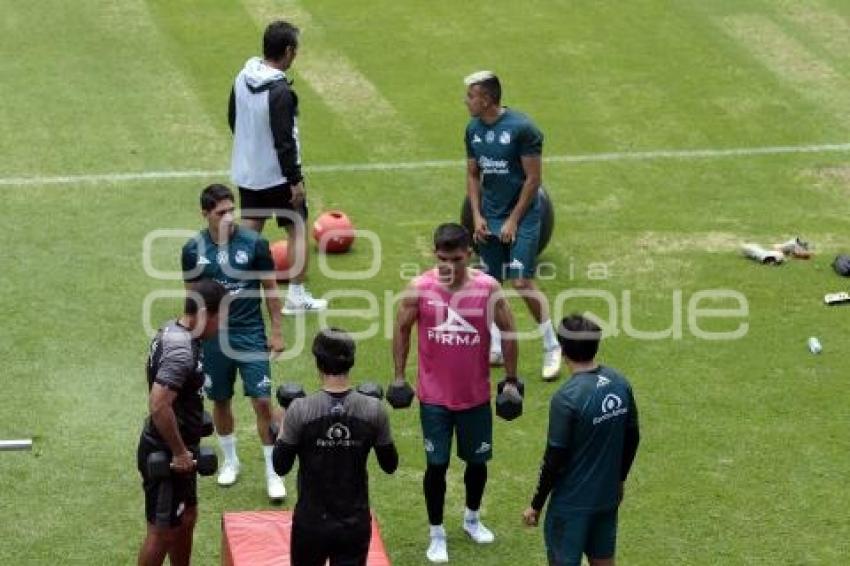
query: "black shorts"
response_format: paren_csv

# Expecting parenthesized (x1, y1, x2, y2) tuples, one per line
(291, 513, 371, 566)
(239, 183, 308, 228)
(137, 437, 198, 528)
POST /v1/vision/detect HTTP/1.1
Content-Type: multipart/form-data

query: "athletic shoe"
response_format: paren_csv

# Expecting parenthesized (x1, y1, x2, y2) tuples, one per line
(426, 534, 449, 563)
(282, 290, 328, 315)
(266, 473, 286, 502)
(217, 460, 240, 487)
(542, 346, 562, 381)
(489, 349, 504, 367)
(463, 518, 495, 544)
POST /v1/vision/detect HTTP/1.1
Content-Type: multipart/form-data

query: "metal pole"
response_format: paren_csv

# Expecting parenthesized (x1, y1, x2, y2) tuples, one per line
(0, 439, 33, 451)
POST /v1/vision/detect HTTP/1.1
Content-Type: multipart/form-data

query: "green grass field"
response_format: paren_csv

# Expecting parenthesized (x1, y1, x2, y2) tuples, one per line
(3, 0, 850, 563)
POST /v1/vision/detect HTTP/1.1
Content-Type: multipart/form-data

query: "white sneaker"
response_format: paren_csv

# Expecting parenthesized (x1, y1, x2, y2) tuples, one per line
(217, 460, 240, 487)
(282, 290, 328, 314)
(426, 534, 449, 563)
(542, 346, 562, 381)
(463, 518, 495, 544)
(266, 473, 286, 502)
(489, 349, 504, 367)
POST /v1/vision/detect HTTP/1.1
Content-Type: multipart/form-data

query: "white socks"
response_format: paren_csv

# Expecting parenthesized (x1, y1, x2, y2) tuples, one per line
(493, 320, 558, 351)
(218, 433, 238, 464)
(430, 524, 446, 538)
(541, 319, 558, 351)
(464, 508, 479, 523)
(262, 445, 276, 477)
(288, 283, 304, 299)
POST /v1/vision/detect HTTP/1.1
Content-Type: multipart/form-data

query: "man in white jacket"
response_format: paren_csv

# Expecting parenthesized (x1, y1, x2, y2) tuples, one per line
(228, 20, 327, 314)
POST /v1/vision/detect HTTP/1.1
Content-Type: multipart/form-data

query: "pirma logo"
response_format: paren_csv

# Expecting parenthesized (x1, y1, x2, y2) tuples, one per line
(428, 307, 481, 346)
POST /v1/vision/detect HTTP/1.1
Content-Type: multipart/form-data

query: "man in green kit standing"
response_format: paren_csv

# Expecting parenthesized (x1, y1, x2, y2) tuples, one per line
(463, 70, 562, 380)
(181, 183, 286, 502)
(522, 314, 640, 565)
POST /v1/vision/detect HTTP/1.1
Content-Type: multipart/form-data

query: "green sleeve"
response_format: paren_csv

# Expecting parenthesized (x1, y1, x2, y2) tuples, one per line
(181, 239, 200, 282)
(547, 391, 576, 449)
(518, 121, 543, 156)
(253, 237, 275, 272)
(627, 386, 639, 431)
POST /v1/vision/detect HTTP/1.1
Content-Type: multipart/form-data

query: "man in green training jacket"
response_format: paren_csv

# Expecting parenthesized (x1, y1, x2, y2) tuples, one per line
(523, 314, 640, 566)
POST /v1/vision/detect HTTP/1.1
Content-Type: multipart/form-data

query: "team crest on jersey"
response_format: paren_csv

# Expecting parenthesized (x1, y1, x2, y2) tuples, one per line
(485, 130, 495, 143)
(234, 250, 249, 265)
(216, 251, 228, 265)
(499, 131, 511, 144)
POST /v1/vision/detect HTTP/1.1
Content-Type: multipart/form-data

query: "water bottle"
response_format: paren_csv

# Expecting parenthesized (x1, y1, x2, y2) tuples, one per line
(807, 337, 822, 354)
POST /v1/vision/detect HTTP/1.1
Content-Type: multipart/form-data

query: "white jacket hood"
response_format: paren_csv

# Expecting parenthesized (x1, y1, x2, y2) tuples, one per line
(241, 56, 286, 90)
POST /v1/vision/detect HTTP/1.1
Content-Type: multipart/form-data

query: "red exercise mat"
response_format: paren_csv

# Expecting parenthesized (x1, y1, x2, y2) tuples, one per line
(221, 510, 391, 565)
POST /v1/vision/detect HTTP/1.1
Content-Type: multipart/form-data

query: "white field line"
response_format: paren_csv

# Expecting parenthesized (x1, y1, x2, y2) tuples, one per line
(2, 142, 850, 187)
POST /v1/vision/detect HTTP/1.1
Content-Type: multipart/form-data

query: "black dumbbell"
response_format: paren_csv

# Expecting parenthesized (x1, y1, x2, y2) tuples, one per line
(147, 446, 218, 478)
(276, 382, 306, 409)
(386, 380, 415, 409)
(495, 377, 525, 421)
(201, 411, 214, 438)
(356, 382, 384, 400)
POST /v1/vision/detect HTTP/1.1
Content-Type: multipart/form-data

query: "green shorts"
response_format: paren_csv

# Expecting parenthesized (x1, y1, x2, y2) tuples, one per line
(544, 506, 618, 566)
(478, 212, 541, 281)
(202, 330, 272, 400)
(419, 402, 492, 465)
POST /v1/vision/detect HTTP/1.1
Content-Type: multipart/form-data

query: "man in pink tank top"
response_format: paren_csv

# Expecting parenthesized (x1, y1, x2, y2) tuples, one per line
(393, 223, 520, 563)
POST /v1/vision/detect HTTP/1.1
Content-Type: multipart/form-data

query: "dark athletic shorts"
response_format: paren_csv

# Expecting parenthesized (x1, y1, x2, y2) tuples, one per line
(419, 402, 493, 465)
(239, 183, 308, 228)
(137, 437, 198, 528)
(544, 506, 618, 566)
(291, 513, 372, 566)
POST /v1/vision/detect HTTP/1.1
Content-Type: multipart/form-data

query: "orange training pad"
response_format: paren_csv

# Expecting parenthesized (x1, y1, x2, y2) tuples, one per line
(221, 510, 391, 565)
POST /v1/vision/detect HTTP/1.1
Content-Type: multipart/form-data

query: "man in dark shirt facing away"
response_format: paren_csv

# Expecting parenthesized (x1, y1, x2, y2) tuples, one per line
(523, 314, 640, 566)
(137, 279, 226, 566)
(273, 328, 398, 566)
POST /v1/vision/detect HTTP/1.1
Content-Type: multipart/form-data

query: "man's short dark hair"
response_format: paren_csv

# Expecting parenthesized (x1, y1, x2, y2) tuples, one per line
(185, 278, 227, 315)
(465, 71, 502, 105)
(312, 327, 356, 375)
(433, 223, 471, 252)
(200, 184, 234, 212)
(263, 20, 299, 60)
(557, 314, 602, 363)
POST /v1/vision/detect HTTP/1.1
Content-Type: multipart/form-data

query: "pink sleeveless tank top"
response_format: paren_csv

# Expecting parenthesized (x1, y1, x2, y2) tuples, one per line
(415, 268, 497, 410)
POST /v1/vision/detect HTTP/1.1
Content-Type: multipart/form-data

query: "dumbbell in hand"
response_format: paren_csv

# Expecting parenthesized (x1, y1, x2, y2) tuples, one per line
(356, 382, 384, 400)
(147, 446, 218, 478)
(495, 377, 525, 421)
(270, 382, 306, 440)
(386, 379, 415, 409)
(276, 382, 306, 409)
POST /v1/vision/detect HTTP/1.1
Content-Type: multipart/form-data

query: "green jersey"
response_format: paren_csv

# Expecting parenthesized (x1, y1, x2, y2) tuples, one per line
(547, 366, 639, 512)
(465, 108, 543, 220)
(181, 226, 273, 331)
